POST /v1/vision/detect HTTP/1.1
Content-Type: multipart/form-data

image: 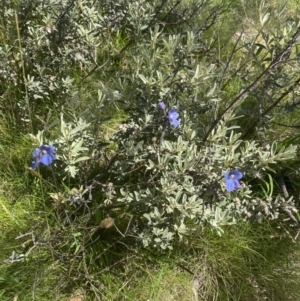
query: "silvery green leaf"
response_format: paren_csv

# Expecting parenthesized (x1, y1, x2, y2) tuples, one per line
(73, 156, 90, 164)
(162, 140, 173, 151)
(70, 123, 90, 136)
(261, 12, 270, 26)
(138, 74, 148, 84)
(66, 165, 77, 178)
(71, 139, 88, 153)
(207, 82, 217, 97)
(60, 114, 66, 136)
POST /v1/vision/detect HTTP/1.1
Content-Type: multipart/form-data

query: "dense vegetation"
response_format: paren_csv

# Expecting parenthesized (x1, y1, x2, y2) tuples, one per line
(1, 0, 300, 300)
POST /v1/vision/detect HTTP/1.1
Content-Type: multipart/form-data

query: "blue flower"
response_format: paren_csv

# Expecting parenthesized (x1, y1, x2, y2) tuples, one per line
(31, 145, 56, 170)
(168, 108, 180, 128)
(224, 169, 243, 192)
(158, 101, 166, 110)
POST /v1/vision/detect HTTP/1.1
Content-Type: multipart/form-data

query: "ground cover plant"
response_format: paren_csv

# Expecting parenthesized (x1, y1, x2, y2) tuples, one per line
(1, 0, 300, 300)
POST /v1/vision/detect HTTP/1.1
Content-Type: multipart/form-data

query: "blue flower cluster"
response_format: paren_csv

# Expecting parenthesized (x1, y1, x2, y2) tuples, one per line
(31, 145, 56, 169)
(224, 169, 243, 192)
(158, 101, 180, 128)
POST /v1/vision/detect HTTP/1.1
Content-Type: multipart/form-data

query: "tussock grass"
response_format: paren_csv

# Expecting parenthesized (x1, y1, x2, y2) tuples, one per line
(74, 222, 299, 301)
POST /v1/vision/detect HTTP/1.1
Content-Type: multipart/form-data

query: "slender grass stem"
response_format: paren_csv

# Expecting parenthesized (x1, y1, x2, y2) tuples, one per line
(15, 11, 33, 132)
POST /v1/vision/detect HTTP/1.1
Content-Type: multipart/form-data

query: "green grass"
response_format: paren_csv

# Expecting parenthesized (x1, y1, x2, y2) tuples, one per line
(2, 170, 300, 301)
(89, 221, 300, 301)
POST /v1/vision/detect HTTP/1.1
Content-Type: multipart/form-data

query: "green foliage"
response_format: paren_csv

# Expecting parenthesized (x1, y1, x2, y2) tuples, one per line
(1, 0, 300, 300)
(113, 111, 297, 248)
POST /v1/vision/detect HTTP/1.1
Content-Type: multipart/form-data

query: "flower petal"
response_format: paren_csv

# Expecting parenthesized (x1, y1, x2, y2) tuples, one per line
(173, 112, 179, 119)
(224, 172, 230, 180)
(170, 119, 180, 128)
(233, 179, 241, 189)
(231, 170, 243, 180)
(45, 145, 56, 154)
(168, 108, 179, 119)
(49, 145, 56, 152)
(168, 108, 179, 127)
(225, 179, 235, 192)
(40, 154, 53, 166)
(32, 148, 41, 158)
(158, 101, 166, 110)
(31, 160, 39, 170)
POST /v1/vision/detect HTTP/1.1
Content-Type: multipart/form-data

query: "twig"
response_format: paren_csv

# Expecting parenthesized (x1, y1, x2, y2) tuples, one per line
(241, 76, 300, 139)
(202, 26, 300, 143)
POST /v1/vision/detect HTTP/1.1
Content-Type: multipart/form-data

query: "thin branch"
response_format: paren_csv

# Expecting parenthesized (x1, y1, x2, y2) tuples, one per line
(202, 25, 300, 143)
(241, 76, 300, 139)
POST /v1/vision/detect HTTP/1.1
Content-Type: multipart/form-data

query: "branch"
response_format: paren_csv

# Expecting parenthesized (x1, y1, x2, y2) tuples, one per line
(241, 76, 300, 139)
(202, 25, 300, 143)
